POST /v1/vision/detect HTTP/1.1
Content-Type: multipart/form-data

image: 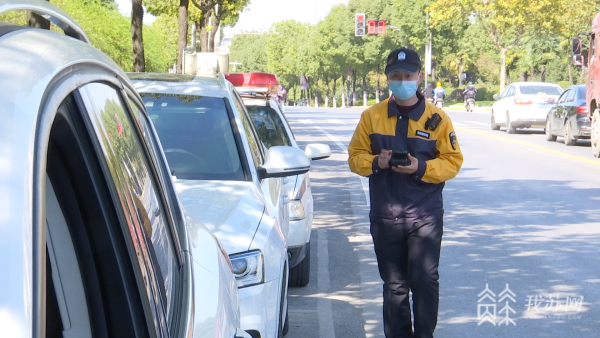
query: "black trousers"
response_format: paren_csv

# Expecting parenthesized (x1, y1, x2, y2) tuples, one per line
(370, 218, 444, 338)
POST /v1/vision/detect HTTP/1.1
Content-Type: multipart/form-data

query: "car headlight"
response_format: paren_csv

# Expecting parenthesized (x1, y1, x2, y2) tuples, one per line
(229, 250, 264, 288)
(288, 199, 306, 220)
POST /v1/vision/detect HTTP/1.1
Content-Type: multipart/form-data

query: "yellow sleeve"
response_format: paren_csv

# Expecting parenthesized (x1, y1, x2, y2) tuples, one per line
(422, 116, 463, 183)
(348, 112, 377, 177)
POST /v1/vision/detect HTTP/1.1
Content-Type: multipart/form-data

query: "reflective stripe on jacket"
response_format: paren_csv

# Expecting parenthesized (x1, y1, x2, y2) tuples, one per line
(348, 94, 463, 222)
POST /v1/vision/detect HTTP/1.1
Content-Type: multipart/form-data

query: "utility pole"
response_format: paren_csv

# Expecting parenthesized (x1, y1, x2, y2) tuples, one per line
(425, 12, 432, 87)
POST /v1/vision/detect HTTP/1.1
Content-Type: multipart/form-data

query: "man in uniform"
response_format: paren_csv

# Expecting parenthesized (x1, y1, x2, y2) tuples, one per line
(348, 47, 463, 338)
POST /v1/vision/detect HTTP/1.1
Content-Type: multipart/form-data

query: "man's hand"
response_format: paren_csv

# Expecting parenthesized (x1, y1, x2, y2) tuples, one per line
(391, 153, 418, 174)
(377, 149, 392, 170)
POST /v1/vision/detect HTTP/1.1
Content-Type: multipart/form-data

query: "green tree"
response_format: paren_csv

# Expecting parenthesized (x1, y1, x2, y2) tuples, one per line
(229, 33, 268, 72)
(429, 0, 563, 92)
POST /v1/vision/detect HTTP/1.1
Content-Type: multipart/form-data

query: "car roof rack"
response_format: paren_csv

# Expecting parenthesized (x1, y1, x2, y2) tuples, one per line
(0, 0, 90, 44)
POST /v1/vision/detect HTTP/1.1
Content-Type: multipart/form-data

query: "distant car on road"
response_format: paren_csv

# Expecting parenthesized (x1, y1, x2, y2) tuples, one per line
(130, 72, 312, 338)
(226, 72, 332, 287)
(545, 85, 590, 145)
(0, 2, 249, 338)
(491, 82, 563, 133)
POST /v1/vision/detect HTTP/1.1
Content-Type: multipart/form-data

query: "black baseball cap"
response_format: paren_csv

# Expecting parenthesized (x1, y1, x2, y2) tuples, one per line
(385, 48, 422, 75)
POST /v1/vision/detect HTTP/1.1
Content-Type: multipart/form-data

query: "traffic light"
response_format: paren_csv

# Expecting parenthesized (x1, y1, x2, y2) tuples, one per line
(367, 20, 386, 35)
(355, 13, 365, 37)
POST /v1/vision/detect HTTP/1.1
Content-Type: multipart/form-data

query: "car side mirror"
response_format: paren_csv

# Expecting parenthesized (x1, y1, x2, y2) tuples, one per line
(304, 143, 331, 160)
(493, 94, 500, 100)
(257, 146, 310, 179)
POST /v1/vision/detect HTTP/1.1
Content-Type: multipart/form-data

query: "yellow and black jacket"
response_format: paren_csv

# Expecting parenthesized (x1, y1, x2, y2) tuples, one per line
(348, 94, 463, 222)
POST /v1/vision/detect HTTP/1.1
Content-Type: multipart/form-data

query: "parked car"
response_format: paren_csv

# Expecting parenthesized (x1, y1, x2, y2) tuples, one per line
(225, 72, 331, 287)
(545, 85, 590, 145)
(0, 2, 250, 338)
(130, 72, 312, 338)
(491, 82, 563, 133)
(571, 12, 600, 156)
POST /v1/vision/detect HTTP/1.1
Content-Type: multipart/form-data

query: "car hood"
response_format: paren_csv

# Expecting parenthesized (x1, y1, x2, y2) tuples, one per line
(174, 180, 265, 255)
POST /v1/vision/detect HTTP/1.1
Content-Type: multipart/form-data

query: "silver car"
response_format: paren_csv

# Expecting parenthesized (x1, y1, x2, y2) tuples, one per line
(0, 1, 249, 337)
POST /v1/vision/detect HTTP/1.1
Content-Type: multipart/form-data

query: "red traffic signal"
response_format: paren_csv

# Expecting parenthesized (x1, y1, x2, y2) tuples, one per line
(367, 20, 386, 35)
(355, 13, 366, 36)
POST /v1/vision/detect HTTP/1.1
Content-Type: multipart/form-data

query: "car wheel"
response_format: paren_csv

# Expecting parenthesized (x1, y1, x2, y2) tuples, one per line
(506, 112, 516, 134)
(289, 242, 310, 287)
(545, 119, 556, 141)
(592, 111, 600, 157)
(491, 112, 500, 130)
(564, 120, 576, 146)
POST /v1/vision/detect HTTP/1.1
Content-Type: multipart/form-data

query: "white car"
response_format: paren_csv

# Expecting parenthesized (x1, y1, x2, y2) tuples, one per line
(491, 82, 563, 133)
(0, 1, 249, 338)
(226, 72, 331, 287)
(130, 73, 311, 338)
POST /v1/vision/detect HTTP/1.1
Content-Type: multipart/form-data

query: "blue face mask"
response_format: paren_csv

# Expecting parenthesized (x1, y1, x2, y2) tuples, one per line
(389, 80, 418, 100)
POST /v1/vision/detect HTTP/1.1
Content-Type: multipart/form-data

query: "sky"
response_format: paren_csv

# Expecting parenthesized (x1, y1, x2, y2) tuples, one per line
(114, 0, 348, 35)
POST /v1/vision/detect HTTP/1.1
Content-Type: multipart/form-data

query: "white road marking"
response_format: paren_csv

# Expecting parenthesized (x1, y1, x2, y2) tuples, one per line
(328, 119, 345, 124)
(317, 229, 336, 338)
(313, 127, 370, 206)
(468, 121, 490, 126)
(353, 119, 360, 124)
(452, 122, 467, 126)
(299, 119, 314, 124)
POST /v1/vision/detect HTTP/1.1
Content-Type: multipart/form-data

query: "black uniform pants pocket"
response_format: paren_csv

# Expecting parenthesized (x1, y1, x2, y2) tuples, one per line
(370, 219, 443, 338)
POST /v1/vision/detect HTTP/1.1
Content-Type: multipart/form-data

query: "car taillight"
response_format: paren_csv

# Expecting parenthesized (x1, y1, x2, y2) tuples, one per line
(577, 105, 588, 114)
(514, 99, 533, 105)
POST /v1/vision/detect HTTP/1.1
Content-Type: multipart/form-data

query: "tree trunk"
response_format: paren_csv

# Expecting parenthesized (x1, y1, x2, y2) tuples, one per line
(519, 72, 527, 82)
(131, 0, 145, 72)
(458, 60, 464, 87)
(568, 62, 573, 83)
(341, 76, 346, 107)
(209, 15, 221, 52)
(580, 67, 586, 85)
(333, 78, 337, 108)
(376, 65, 381, 103)
(27, 11, 50, 29)
(530, 66, 535, 82)
(177, 0, 190, 73)
(540, 65, 546, 82)
(325, 77, 330, 107)
(199, 10, 211, 52)
(500, 48, 508, 94)
(363, 75, 367, 107)
(352, 71, 357, 106)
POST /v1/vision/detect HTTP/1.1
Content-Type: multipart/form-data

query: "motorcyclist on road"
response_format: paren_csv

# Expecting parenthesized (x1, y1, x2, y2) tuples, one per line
(423, 82, 434, 102)
(433, 82, 445, 102)
(463, 82, 477, 107)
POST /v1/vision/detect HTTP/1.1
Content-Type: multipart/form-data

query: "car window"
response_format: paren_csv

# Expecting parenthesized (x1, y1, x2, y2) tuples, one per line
(500, 86, 510, 99)
(247, 105, 292, 148)
(577, 87, 587, 100)
(80, 83, 178, 330)
(233, 91, 265, 169)
(565, 89, 576, 103)
(591, 34, 597, 59)
(519, 85, 562, 95)
(557, 90, 570, 104)
(140, 93, 245, 181)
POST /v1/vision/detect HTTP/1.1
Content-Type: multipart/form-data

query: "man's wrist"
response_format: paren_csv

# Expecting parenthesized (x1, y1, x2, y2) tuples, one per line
(373, 156, 384, 174)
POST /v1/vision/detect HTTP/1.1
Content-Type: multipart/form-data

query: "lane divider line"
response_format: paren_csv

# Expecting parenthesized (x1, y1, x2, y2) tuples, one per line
(457, 127, 600, 166)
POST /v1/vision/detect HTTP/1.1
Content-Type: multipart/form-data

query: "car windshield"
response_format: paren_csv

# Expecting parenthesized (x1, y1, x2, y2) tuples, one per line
(141, 93, 245, 181)
(519, 85, 562, 96)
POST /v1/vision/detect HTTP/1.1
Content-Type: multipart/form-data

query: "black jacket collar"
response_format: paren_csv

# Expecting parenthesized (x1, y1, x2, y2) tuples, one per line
(387, 91, 426, 121)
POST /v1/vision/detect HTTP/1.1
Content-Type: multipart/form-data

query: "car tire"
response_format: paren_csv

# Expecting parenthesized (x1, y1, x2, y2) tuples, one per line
(282, 307, 289, 336)
(289, 242, 310, 287)
(592, 111, 600, 157)
(545, 119, 556, 141)
(564, 120, 576, 146)
(491, 112, 500, 130)
(506, 112, 516, 134)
